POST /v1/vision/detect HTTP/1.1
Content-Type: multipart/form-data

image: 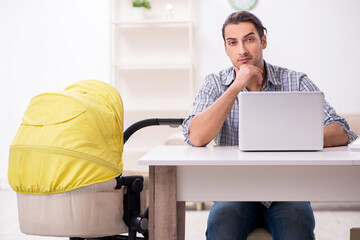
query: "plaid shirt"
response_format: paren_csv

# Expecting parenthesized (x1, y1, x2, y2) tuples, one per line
(182, 61, 358, 208)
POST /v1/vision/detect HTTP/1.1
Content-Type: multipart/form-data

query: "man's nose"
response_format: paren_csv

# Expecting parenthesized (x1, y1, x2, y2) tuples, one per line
(238, 43, 248, 56)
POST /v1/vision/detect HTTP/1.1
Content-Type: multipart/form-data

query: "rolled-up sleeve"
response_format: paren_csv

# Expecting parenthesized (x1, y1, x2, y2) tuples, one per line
(323, 99, 358, 144)
(182, 74, 221, 145)
(182, 116, 194, 146)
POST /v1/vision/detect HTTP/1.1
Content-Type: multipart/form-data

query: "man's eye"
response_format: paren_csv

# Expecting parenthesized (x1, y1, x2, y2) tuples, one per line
(228, 41, 236, 46)
(246, 38, 254, 42)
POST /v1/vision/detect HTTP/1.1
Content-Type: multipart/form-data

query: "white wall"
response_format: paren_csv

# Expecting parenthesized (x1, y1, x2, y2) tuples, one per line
(0, 0, 110, 188)
(193, 0, 360, 113)
(1, 0, 360, 187)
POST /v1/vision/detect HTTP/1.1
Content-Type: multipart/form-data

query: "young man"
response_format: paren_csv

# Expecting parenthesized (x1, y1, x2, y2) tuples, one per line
(182, 11, 357, 240)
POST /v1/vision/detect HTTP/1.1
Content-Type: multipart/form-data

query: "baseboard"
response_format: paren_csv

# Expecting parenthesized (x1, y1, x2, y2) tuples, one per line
(312, 202, 360, 211)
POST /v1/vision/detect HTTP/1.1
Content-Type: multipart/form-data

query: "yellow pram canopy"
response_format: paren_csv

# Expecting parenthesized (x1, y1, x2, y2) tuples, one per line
(8, 80, 124, 194)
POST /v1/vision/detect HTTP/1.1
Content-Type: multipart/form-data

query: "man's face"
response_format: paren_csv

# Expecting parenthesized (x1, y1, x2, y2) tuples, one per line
(224, 22, 267, 70)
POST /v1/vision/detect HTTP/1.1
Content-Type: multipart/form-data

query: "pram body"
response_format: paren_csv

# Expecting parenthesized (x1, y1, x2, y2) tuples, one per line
(8, 80, 183, 239)
(16, 175, 148, 238)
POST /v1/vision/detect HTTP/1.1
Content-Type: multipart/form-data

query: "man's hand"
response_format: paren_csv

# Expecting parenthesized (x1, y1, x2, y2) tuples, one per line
(234, 64, 263, 92)
(188, 65, 264, 147)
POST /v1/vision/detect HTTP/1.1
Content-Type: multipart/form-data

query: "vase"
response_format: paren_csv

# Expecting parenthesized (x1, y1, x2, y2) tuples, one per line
(131, 7, 145, 20)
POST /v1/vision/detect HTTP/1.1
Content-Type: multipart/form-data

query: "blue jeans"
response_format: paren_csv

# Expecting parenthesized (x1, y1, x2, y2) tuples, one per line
(206, 202, 315, 240)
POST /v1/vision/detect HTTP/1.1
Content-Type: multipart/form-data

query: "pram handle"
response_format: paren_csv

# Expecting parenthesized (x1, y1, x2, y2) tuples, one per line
(123, 118, 184, 144)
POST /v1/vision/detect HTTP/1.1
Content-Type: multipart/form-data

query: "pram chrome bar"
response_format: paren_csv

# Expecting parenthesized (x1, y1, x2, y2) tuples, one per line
(123, 118, 184, 144)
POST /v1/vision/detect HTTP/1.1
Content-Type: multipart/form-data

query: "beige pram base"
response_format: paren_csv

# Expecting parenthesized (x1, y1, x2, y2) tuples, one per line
(17, 171, 148, 239)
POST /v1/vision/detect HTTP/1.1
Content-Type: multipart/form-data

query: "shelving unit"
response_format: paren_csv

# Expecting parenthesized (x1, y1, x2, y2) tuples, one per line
(110, 0, 193, 169)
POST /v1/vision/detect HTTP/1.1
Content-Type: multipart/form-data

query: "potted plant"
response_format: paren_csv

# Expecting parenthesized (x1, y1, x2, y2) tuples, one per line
(132, 0, 151, 10)
(131, 0, 151, 20)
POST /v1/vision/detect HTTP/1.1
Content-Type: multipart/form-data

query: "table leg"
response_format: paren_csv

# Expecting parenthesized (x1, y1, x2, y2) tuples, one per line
(149, 166, 185, 240)
(149, 166, 155, 240)
(177, 201, 185, 240)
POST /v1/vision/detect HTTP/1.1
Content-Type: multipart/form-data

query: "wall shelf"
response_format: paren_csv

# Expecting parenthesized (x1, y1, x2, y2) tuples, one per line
(112, 19, 190, 25)
(113, 63, 192, 70)
(110, 0, 193, 162)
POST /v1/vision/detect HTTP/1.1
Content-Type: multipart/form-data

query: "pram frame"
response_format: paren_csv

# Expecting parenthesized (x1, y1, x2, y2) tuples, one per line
(69, 118, 184, 240)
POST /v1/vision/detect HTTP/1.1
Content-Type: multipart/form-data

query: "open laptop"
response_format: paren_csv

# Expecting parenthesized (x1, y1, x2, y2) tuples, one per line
(238, 91, 324, 151)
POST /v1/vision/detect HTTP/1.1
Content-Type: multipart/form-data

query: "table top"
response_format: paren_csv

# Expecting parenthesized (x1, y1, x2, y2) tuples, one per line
(139, 146, 360, 166)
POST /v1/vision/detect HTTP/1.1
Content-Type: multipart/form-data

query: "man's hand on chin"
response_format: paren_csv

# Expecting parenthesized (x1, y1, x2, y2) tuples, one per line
(234, 64, 263, 91)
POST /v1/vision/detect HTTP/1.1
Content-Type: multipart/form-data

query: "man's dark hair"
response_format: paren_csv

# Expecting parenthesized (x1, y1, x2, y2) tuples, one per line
(222, 11, 267, 42)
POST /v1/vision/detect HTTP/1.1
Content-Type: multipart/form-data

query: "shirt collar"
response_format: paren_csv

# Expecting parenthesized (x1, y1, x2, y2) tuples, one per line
(265, 61, 282, 86)
(224, 67, 235, 86)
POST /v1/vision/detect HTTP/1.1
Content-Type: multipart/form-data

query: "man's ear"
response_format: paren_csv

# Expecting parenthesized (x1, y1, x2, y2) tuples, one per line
(261, 35, 267, 50)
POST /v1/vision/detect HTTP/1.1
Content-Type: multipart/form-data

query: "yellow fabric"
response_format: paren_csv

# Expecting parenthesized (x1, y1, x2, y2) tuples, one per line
(8, 80, 124, 194)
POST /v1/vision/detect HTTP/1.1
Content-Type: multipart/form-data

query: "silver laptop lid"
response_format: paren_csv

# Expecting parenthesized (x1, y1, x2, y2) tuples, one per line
(238, 91, 324, 151)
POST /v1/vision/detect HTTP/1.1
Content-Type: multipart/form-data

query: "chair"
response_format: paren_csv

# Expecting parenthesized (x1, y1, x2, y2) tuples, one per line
(247, 228, 272, 240)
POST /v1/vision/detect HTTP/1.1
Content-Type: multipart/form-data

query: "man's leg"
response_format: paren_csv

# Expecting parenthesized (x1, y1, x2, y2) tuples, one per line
(263, 202, 315, 240)
(206, 202, 263, 240)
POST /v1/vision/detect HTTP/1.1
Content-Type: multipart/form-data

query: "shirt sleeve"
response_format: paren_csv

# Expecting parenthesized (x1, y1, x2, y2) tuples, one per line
(182, 74, 221, 146)
(299, 75, 358, 144)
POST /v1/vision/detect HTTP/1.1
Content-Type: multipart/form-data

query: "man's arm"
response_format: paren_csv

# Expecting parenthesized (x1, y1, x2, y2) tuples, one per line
(189, 83, 239, 146)
(189, 65, 263, 146)
(323, 123, 349, 147)
(298, 75, 357, 146)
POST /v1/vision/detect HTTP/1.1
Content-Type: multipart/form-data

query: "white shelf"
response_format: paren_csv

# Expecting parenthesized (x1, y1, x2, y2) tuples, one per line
(110, 0, 193, 156)
(123, 106, 190, 113)
(112, 19, 190, 25)
(114, 24, 190, 65)
(122, 108, 190, 121)
(114, 63, 192, 70)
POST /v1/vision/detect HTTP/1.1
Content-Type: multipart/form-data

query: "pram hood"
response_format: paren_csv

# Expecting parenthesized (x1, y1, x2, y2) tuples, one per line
(8, 80, 124, 194)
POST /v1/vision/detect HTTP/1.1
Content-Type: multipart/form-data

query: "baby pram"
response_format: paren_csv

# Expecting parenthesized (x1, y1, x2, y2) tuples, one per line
(8, 80, 184, 240)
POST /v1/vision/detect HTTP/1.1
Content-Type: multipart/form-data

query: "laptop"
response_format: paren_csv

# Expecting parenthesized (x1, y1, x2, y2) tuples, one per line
(238, 91, 324, 151)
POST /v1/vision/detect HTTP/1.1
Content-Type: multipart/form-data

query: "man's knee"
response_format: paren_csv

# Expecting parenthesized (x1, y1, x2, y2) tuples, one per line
(274, 202, 315, 225)
(206, 202, 261, 240)
(265, 202, 315, 240)
(207, 202, 243, 227)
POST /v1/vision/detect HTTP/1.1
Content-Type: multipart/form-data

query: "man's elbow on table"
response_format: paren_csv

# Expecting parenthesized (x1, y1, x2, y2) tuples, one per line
(188, 131, 210, 147)
(324, 123, 349, 147)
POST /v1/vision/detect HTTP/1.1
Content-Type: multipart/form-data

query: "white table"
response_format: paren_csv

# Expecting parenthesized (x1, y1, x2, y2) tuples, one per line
(139, 146, 360, 240)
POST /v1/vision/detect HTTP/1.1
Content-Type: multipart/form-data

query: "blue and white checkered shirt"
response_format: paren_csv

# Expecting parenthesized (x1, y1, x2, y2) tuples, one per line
(182, 61, 358, 208)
